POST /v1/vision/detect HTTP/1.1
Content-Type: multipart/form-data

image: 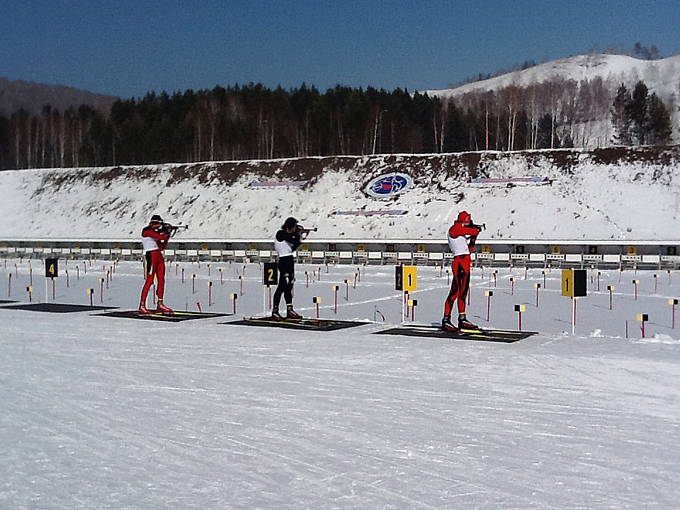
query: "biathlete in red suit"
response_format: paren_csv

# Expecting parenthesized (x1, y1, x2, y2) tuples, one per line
(442, 211, 482, 332)
(139, 214, 173, 314)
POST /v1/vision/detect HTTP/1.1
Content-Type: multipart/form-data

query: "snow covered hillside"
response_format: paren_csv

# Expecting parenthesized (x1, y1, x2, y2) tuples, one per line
(428, 54, 680, 102)
(1, 146, 679, 242)
(424, 54, 680, 147)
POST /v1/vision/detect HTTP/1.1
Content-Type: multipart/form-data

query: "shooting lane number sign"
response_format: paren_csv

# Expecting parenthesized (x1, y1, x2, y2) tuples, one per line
(45, 258, 59, 278)
(263, 262, 278, 285)
(395, 265, 417, 292)
(561, 269, 587, 297)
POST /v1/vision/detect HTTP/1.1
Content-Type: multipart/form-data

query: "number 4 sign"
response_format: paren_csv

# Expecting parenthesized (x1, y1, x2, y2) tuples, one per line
(45, 258, 59, 278)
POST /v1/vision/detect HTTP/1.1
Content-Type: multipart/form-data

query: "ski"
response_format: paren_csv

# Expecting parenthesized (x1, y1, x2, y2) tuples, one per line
(99, 310, 226, 322)
(376, 324, 537, 343)
(459, 326, 531, 337)
(232, 316, 366, 331)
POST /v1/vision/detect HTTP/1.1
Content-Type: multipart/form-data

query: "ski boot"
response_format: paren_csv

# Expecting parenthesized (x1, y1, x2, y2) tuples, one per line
(138, 303, 152, 315)
(441, 316, 459, 332)
(156, 301, 174, 314)
(286, 306, 302, 320)
(458, 314, 479, 331)
(271, 309, 284, 321)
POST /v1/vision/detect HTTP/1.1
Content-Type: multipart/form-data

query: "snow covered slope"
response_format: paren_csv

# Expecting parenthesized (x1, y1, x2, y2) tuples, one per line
(1, 146, 679, 242)
(425, 54, 680, 103)
(423, 54, 680, 147)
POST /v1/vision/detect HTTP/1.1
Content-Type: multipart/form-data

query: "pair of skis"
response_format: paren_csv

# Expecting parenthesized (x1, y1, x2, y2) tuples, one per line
(377, 324, 536, 342)
(240, 315, 366, 331)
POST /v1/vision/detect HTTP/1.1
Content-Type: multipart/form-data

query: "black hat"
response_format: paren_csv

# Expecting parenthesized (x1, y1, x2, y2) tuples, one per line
(150, 214, 163, 223)
(283, 217, 298, 230)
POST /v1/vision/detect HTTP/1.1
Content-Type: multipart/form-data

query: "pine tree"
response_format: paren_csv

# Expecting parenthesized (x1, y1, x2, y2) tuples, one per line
(646, 92, 672, 145)
(629, 81, 649, 145)
(611, 84, 631, 145)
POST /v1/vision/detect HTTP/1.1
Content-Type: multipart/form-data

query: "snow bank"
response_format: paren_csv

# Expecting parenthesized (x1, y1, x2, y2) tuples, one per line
(0, 147, 678, 241)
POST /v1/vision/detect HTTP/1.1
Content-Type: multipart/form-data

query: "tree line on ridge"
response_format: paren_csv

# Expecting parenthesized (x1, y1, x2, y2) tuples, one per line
(0, 79, 673, 170)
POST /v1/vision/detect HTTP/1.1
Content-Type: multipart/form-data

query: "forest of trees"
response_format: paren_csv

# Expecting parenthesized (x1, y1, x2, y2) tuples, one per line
(611, 81, 673, 146)
(0, 78, 674, 170)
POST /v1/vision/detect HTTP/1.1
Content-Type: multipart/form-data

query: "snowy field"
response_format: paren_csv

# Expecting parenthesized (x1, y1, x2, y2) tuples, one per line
(2, 257, 680, 508)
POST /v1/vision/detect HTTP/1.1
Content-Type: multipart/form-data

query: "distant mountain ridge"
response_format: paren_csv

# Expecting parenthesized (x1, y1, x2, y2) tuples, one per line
(424, 54, 680, 147)
(0, 78, 118, 116)
(3, 53, 679, 149)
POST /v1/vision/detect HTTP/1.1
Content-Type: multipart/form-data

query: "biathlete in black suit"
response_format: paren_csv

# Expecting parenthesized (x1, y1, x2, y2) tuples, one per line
(272, 217, 307, 320)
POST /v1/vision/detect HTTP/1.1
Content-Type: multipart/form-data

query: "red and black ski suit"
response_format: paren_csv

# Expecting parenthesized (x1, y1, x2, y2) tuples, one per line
(139, 226, 169, 305)
(444, 221, 480, 318)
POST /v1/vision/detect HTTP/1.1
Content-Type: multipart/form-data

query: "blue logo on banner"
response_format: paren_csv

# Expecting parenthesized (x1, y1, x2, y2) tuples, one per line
(365, 173, 413, 198)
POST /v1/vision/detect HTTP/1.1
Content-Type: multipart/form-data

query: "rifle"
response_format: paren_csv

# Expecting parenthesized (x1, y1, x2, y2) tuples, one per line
(161, 222, 190, 237)
(470, 221, 486, 232)
(296, 225, 318, 238)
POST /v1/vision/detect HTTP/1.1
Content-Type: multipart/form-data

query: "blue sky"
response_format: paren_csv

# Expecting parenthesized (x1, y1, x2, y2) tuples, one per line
(2, 0, 679, 98)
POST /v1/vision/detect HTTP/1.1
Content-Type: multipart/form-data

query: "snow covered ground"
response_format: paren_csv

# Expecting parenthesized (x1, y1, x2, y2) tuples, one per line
(2, 257, 680, 508)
